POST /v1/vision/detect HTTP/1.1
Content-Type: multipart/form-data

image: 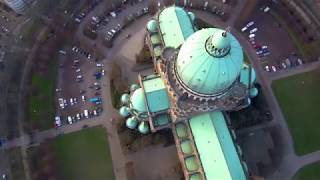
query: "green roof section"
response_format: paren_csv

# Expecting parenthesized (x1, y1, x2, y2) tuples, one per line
(130, 88, 147, 113)
(153, 114, 170, 127)
(150, 34, 161, 45)
(211, 112, 246, 180)
(153, 46, 162, 57)
(176, 28, 243, 95)
(158, 6, 194, 49)
(147, 19, 158, 33)
(189, 173, 203, 180)
(142, 76, 170, 113)
(176, 123, 188, 138)
(180, 140, 193, 155)
(189, 112, 246, 180)
(185, 156, 199, 171)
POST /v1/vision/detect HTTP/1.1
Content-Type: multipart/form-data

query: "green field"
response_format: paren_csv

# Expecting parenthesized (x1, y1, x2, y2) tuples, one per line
(54, 127, 115, 180)
(28, 61, 57, 130)
(7, 148, 26, 180)
(272, 69, 320, 155)
(295, 163, 320, 180)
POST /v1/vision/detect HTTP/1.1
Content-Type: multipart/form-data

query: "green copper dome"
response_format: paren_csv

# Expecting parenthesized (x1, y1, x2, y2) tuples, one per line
(249, 87, 258, 98)
(126, 117, 138, 129)
(188, 12, 195, 22)
(119, 106, 130, 117)
(147, 19, 158, 33)
(138, 121, 150, 134)
(130, 88, 147, 113)
(130, 84, 140, 92)
(175, 28, 243, 95)
(121, 93, 130, 104)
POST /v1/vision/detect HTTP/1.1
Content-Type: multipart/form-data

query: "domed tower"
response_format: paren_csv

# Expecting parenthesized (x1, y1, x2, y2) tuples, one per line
(166, 28, 249, 120)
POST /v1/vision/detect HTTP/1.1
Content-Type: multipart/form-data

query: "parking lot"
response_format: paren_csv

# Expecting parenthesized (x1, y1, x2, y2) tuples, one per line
(54, 45, 105, 127)
(241, 3, 304, 73)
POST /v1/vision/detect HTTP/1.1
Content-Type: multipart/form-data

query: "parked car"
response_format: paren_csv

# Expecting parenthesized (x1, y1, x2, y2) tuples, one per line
(249, 33, 256, 38)
(271, 65, 277, 72)
(82, 95, 86, 102)
(67, 116, 73, 124)
(84, 110, 89, 118)
(76, 113, 81, 120)
(249, 28, 258, 34)
(70, 98, 74, 106)
(55, 116, 62, 127)
(246, 21, 254, 28)
(265, 65, 270, 72)
(58, 98, 65, 109)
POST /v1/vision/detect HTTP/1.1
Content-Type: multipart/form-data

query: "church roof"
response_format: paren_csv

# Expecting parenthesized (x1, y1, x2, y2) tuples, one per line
(189, 111, 246, 180)
(158, 6, 194, 49)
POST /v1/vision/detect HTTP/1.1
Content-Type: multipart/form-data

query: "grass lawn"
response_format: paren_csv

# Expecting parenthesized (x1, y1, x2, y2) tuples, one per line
(53, 126, 115, 180)
(295, 163, 320, 180)
(28, 61, 58, 130)
(7, 148, 26, 180)
(272, 69, 320, 155)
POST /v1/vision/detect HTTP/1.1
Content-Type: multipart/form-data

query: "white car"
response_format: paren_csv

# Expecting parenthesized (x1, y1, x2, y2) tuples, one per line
(73, 98, 77, 104)
(76, 68, 81, 73)
(101, 69, 105, 76)
(67, 116, 73, 124)
(271, 65, 277, 72)
(84, 110, 89, 118)
(249, 28, 258, 34)
(241, 26, 248, 32)
(264, 6, 270, 13)
(297, 58, 303, 65)
(76, 113, 81, 120)
(281, 62, 287, 69)
(70, 98, 74, 106)
(82, 95, 86, 102)
(256, 50, 263, 55)
(264, 65, 270, 72)
(249, 33, 256, 38)
(76, 75, 83, 79)
(96, 63, 103, 67)
(246, 21, 254, 28)
(93, 110, 98, 116)
(58, 98, 65, 109)
(55, 116, 62, 127)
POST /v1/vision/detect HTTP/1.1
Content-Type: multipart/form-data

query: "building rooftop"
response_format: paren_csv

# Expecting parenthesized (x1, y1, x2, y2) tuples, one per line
(189, 111, 246, 180)
(158, 6, 194, 49)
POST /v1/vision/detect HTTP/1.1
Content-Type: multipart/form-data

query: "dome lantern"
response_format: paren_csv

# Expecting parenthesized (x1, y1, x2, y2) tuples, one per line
(205, 29, 231, 57)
